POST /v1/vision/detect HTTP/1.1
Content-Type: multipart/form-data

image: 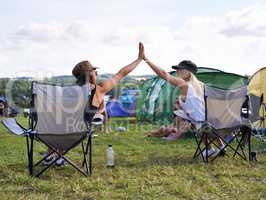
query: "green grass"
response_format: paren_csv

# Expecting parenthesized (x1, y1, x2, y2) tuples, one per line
(1, 117, 266, 199)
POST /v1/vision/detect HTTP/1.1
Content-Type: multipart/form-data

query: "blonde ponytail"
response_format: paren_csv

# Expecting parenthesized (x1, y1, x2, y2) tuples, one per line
(188, 73, 204, 97)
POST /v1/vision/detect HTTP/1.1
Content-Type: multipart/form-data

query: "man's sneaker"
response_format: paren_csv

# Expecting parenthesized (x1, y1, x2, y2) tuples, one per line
(43, 154, 55, 166)
(55, 157, 65, 167)
(202, 147, 216, 160)
(224, 134, 236, 143)
(203, 145, 226, 160)
(213, 145, 226, 157)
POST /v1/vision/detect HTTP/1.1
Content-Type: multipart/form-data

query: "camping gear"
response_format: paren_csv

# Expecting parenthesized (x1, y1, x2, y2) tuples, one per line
(106, 99, 131, 117)
(120, 89, 138, 111)
(193, 85, 260, 162)
(136, 67, 249, 125)
(106, 89, 137, 118)
(2, 82, 93, 177)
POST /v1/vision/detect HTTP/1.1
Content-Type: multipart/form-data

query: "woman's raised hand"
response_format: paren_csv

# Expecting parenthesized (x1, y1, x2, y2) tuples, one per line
(138, 42, 144, 60)
(140, 42, 148, 61)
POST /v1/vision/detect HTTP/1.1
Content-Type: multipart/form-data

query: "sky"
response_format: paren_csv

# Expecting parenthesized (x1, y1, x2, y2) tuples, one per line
(1, 0, 266, 78)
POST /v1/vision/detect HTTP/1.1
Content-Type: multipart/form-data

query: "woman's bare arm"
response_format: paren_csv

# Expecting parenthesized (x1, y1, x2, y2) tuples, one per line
(144, 58, 188, 96)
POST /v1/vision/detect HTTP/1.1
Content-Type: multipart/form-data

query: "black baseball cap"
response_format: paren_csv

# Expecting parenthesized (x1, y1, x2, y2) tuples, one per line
(172, 60, 198, 74)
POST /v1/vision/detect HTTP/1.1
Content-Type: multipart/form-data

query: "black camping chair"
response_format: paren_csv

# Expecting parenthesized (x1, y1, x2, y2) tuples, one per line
(2, 82, 93, 177)
(193, 85, 256, 163)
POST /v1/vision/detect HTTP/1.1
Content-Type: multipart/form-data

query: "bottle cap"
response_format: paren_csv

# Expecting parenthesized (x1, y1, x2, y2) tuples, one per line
(108, 144, 112, 147)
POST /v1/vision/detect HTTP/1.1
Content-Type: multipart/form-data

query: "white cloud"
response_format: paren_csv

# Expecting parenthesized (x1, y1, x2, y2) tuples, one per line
(221, 4, 266, 37)
(1, 3, 266, 78)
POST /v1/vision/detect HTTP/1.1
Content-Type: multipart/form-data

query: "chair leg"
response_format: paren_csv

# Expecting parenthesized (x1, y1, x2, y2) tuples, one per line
(26, 136, 31, 175)
(193, 132, 205, 160)
(35, 158, 58, 177)
(248, 128, 252, 161)
(193, 131, 214, 162)
(233, 126, 252, 161)
(82, 140, 89, 175)
(89, 135, 92, 175)
(233, 134, 245, 159)
(194, 125, 253, 163)
(27, 135, 34, 176)
(81, 135, 92, 176)
(62, 156, 89, 177)
(203, 132, 209, 163)
(193, 132, 201, 159)
(30, 134, 92, 177)
(34, 150, 55, 167)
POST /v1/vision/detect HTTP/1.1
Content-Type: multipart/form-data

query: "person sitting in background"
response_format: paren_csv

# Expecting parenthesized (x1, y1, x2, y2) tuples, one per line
(142, 44, 225, 158)
(144, 58, 205, 141)
(0, 102, 4, 117)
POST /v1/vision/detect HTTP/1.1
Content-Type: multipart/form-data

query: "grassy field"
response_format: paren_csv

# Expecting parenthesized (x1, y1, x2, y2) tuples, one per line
(1, 117, 266, 200)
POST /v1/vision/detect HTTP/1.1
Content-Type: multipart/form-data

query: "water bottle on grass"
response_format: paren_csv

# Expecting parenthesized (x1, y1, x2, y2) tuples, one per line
(116, 126, 126, 132)
(106, 145, 115, 168)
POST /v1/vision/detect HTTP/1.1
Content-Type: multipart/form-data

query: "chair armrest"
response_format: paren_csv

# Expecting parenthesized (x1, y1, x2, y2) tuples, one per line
(2, 118, 27, 136)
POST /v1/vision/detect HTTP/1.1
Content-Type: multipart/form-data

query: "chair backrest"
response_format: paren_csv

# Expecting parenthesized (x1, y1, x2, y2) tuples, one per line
(32, 82, 91, 135)
(248, 94, 262, 123)
(204, 86, 248, 130)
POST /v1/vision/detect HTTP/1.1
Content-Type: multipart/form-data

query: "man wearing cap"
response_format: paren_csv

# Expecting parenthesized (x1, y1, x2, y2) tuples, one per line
(142, 45, 226, 158)
(143, 50, 205, 140)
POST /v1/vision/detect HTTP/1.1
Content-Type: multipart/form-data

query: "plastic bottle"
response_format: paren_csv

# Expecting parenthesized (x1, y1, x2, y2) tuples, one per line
(116, 126, 126, 132)
(106, 145, 115, 168)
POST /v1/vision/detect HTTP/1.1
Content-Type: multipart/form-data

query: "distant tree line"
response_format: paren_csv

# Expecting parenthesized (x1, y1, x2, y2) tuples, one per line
(0, 78, 31, 109)
(0, 75, 144, 109)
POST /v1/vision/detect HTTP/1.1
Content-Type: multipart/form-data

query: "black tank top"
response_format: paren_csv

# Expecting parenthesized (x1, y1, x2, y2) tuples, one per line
(85, 87, 99, 123)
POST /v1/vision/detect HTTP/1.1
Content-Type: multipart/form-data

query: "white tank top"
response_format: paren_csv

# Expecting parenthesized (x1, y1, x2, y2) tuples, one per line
(179, 84, 205, 122)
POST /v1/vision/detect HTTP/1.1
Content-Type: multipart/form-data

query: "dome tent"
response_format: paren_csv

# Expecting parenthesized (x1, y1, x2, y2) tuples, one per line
(248, 67, 266, 128)
(136, 67, 248, 125)
(106, 100, 131, 117)
(248, 67, 266, 103)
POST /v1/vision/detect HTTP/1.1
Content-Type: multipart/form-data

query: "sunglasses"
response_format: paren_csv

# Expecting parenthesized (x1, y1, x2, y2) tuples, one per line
(88, 67, 98, 74)
(91, 68, 98, 75)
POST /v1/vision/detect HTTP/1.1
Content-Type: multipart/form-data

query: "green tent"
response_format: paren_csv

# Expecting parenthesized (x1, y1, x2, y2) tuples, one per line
(136, 67, 248, 125)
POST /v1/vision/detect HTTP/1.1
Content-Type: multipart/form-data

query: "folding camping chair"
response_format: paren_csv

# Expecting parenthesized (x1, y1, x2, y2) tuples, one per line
(2, 82, 93, 177)
(193, 85, 255, 163)
(247, 94, 266, 158)
(249, 94, 266, 132)
(249, 94, 264, 128)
